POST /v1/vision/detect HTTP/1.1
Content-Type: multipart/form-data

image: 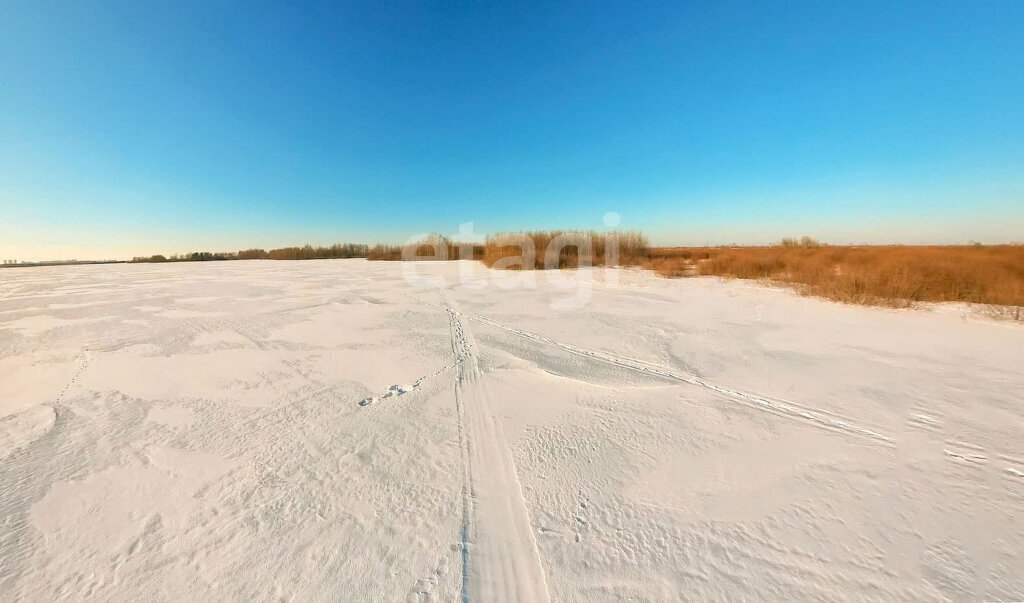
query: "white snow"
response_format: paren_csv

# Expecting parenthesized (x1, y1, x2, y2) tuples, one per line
(1, 259, 1023, 600)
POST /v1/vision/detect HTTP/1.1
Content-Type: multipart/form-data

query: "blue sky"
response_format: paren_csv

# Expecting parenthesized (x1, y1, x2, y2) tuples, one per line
(2, 1, 1022, 259)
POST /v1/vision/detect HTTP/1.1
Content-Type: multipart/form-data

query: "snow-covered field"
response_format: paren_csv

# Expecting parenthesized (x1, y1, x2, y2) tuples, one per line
(1, 259, 1022, 600)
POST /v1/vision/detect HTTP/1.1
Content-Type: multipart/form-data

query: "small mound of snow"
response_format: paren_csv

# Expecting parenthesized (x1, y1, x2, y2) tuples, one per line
(358, 383, 416, 407)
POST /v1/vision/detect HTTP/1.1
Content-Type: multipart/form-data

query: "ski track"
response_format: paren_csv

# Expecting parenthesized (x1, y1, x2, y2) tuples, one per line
(409, 286, 1021, 485)
(417, 296, 1024, 482)
(442, 290, 550, 603)
(417, 298, 896, 447)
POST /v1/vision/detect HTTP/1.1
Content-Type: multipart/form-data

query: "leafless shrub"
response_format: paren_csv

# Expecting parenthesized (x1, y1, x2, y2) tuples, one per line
(482, 231, 648, 269)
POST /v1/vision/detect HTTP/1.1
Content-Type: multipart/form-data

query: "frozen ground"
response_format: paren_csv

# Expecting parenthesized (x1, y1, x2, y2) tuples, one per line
(1, 259, 1022, 601)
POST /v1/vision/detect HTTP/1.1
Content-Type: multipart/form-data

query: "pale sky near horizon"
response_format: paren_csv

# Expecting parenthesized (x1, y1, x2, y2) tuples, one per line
(2, 1, 1023, 261)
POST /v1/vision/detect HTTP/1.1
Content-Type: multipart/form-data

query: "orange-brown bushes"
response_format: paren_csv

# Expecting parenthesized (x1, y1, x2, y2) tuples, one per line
(644, 244, 1024, 308)
(640, 247, 713, 277)
(482, 231, 648, 269)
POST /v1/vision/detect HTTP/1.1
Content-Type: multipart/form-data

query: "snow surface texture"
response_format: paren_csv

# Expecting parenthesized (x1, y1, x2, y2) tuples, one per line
(1, 259, 1022, 601)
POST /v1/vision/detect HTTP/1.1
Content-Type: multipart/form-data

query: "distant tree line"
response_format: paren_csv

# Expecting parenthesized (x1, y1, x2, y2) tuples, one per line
(130, 238, 489, 263)
(131, 243, 370, 263)
(365, 236, 484, 261)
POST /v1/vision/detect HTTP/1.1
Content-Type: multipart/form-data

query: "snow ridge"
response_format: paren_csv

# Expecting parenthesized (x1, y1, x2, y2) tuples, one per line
(420, 299, 895, 446)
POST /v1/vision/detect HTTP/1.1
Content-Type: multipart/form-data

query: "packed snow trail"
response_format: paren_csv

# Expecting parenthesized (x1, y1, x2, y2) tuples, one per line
(443, 291, 550, 603)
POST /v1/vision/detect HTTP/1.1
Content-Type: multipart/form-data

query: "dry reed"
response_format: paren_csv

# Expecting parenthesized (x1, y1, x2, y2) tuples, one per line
(643, 244, 1024, 309)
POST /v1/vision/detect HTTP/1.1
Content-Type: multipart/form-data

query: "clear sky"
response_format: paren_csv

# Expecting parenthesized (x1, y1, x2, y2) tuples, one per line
(2, 1, 1022, 260)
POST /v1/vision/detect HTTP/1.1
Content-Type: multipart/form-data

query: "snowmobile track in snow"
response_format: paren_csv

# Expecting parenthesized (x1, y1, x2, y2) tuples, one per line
(419, 298, 895, 447)
(441, 291, 550, 603)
